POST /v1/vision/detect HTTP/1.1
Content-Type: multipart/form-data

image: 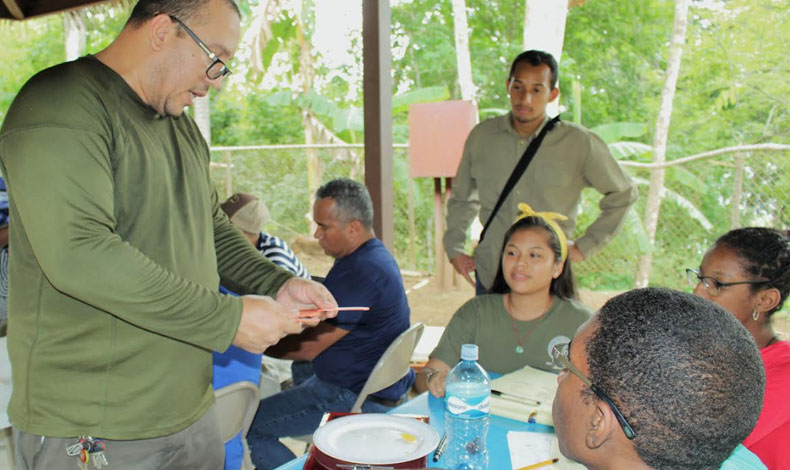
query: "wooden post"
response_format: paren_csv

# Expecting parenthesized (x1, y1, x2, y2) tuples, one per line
(434, 178, 455, 290)
(434, 178, 445, 288)
(407, 178, 416, 271)
(444, 178, 456, 288)
(362, 0, 393, 249)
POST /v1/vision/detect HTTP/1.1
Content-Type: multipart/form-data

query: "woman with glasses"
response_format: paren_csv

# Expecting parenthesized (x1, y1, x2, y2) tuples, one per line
(415, 203, 591, 397)
(689, 227, 790, 469)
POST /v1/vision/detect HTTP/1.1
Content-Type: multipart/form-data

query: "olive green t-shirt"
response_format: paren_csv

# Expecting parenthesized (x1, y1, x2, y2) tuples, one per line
(431, 294, 592, 374)
(0, 56, 293, 439)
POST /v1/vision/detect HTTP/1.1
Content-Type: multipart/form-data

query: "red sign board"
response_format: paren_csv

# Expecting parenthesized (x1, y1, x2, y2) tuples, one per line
(408, 100, 478, 178)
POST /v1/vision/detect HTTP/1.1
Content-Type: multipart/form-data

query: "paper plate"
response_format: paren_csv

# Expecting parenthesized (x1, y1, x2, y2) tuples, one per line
(312, 413, 440, 466)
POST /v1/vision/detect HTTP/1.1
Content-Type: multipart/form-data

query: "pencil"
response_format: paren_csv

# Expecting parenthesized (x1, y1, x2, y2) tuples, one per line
(298, 306, 369, 317)
(517, 457, 559, 470)
(491, 389, 541, 406)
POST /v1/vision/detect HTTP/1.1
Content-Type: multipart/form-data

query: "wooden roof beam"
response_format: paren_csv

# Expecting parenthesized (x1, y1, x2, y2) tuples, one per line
(2, 0, 24, 19)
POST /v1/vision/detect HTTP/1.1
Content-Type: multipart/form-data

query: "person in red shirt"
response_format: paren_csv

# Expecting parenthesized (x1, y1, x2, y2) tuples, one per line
(689, 227, 790, 468)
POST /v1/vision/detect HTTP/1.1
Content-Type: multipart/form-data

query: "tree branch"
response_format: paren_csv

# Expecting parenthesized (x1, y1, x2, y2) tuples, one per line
(621, 143, 790, 169)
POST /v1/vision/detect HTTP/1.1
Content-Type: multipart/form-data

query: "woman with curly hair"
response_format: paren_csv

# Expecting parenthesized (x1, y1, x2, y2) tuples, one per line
(689, 227, 790, 468)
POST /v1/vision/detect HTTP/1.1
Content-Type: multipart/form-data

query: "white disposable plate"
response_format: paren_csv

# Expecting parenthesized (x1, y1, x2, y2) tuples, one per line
(312, 413, 440, 465)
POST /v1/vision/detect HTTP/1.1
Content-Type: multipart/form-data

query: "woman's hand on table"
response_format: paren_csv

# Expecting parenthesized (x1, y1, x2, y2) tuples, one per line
(427, 368, 449, 398)
(416, 358, 451, 398)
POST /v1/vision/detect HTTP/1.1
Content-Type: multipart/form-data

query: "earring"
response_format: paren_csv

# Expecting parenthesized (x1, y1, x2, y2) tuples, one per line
(752, 308, 760, 321)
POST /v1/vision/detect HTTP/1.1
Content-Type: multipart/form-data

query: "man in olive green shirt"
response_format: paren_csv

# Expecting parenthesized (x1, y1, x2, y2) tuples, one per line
(0, 1, 336, 468)
(444, 50, 637, 294)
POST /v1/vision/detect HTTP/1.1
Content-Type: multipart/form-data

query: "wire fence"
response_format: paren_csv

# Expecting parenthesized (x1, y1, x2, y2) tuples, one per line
(209, 144, 790, 298)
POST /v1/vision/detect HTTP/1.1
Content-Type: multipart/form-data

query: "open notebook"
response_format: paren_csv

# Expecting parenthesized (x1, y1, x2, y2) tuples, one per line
(490, 365, 559, 426)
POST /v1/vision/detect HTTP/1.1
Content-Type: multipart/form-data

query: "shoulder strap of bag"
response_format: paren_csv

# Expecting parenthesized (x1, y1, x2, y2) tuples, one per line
(478, 114, 561, 244)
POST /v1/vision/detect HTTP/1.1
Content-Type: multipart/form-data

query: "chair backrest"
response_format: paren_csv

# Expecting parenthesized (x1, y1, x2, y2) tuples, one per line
(214, 380, 259, 444)
(351, 322, 424, 413)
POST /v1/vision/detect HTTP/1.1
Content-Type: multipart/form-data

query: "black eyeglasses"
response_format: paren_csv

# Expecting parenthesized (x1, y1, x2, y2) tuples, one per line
(551, 343, 637, 440)
(685, 268, 768, 298)
(169, 15, 231, 80)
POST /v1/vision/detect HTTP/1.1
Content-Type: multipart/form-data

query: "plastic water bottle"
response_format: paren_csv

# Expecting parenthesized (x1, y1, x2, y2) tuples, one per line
(444, 344, 491, 470)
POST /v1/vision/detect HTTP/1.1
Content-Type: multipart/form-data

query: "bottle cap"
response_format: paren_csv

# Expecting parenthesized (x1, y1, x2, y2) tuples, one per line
(460, 344, 478, 361)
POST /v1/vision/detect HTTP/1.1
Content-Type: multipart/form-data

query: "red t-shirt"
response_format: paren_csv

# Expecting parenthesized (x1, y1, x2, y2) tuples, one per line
(743, 340, 790, 469)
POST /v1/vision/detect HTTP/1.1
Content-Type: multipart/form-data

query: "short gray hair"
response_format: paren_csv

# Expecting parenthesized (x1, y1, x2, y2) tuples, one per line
(316, 178, 374, 230)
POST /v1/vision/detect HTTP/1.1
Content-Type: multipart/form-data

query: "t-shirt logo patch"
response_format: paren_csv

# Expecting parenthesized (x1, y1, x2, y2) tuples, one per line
(546, 335, 571, 370)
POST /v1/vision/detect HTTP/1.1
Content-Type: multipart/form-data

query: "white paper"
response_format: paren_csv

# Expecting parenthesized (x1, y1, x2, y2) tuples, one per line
(507, 431, 552, 469)
(490, 365, 559, 425)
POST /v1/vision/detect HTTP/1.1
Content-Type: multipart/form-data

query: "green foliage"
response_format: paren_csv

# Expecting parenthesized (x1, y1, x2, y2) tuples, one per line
(211, 90, 304, 146)
(608, 141, 653, 161)
(0, 18, 64, 121)
(261, 14, 298, 71)
(391, 149, 435, 270)
(0, 4, 132, 123)
(211, 147, 313, 236)
(590, 122, 649, 143)
(83, 6, 132, 51)
(563, 0, 673, 130)
(392, 86, 450, 114)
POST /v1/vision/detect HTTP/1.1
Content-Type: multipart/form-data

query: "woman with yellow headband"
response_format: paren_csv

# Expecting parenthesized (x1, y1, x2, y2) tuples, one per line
(416, 203, 592, 397)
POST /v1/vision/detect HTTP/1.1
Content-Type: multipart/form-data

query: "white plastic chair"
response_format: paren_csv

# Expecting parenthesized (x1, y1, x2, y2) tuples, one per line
(350, 322, 424, 412)
(214, 380, 259, 470)
(292, 322, 425, 448)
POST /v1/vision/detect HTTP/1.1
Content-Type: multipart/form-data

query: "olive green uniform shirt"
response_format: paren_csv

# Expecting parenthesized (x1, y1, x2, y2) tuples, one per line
(444, 114, 637, 289)
(0, 57, 293, 439)
(431, 294, 592, 374)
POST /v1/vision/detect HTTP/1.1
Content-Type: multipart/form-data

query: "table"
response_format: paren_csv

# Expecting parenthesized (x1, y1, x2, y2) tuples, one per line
(274, 391, 557, 470)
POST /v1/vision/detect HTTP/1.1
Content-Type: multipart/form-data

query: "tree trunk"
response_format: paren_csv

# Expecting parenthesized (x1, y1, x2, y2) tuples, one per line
(730, 152, 745, 229)
(523, 0, 569, 117)
(634, 0, 690, 288)
(451, 0, 476, 105)
(63, 11, 86, 61)
(296, 5, 320, 235)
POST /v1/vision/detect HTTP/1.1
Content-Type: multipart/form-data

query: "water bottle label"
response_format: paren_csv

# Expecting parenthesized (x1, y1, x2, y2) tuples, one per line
(446, 394, 490, 416)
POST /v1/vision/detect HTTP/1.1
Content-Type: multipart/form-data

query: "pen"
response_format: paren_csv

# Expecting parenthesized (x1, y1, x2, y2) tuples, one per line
(517, 457, 559, 470)
(491, 389, 541, 406)
(432, 433, 448, 462)
(518, 457, 560, 470)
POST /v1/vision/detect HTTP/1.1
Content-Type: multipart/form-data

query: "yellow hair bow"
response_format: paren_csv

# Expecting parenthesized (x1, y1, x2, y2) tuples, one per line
(514, 202, 569, 262)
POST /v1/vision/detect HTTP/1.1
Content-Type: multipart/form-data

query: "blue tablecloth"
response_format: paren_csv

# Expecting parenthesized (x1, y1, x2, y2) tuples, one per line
(274, 391, 554, 470)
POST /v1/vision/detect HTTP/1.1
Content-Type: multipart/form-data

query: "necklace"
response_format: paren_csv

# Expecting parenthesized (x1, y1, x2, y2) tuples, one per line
(506, 294, 552, 354)
(765, 336, 780, 347)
